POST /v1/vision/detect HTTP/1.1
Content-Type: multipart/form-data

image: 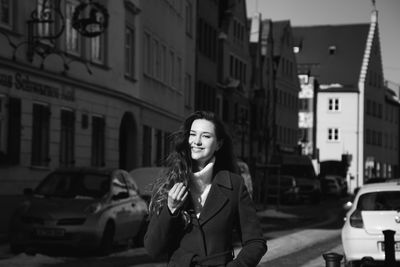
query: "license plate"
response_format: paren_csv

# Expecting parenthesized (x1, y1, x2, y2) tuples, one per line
(36, 228, 65, 237)
(380, 241, 400, 252)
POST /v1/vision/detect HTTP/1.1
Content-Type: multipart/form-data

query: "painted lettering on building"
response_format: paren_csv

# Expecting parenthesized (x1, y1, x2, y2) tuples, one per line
(14, 72, 75, 101)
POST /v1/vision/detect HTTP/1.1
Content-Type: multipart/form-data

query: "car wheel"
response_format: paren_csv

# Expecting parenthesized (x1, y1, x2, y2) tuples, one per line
(133, 218, 148, 247)
(99, 221, 115, 255)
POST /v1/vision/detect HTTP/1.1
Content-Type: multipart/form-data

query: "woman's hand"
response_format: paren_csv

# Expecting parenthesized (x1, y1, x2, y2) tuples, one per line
(168, 182, 188, 214)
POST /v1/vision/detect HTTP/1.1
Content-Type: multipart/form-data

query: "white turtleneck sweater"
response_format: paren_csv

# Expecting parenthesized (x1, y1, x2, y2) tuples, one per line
(190, 157, 215, 218)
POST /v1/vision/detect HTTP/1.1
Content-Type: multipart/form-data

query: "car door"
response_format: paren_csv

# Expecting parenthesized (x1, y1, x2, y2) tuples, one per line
(122, 171, 146, 237)
(110, 170, 132, 240)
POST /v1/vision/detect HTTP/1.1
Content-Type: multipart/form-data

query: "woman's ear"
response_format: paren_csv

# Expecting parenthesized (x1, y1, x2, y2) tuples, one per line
(216, 140, 223, 151)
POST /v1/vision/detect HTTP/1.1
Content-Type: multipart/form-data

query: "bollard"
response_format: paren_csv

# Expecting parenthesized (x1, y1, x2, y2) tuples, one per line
(323, 252, 343, 267)
(383, 229, 396, 267)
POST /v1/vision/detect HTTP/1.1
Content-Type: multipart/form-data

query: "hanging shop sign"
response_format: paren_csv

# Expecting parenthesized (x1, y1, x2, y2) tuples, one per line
(72, 2, 109, 37)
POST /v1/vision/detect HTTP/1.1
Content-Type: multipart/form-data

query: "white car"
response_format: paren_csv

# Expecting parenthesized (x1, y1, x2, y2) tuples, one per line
(341, 181, 400, 266)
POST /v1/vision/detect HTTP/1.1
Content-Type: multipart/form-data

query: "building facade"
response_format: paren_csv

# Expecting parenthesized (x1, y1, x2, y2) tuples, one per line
(271, 20, 300, 156)
(293, 9, 399, 193)
(0, 0, 195, 194)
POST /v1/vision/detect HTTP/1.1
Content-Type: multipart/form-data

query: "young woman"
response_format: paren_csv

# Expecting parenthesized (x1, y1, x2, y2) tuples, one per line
(144, 111, 267, 267)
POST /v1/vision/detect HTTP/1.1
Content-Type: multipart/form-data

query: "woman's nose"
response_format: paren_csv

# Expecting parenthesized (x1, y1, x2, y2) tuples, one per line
(194, 135, 202, 145)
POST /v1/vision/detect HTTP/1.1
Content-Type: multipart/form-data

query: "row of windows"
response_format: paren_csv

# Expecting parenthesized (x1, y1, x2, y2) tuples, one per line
(142, 125, 172, 166)
(366, 99, 383, 118)
(198, 18, 217, 62)
(0, 1, 104, 64)
(232, 18, 245, 44)
(0, 98, 105, 167)
(365, 161, 395, 180)
(143, 31, 183, 91)
(385, 103, 399, 123)
(366, 129, 399, 149)
(280, 58, 294, 78)
(277, 90, 298, 110)
(277, 126, 297, 145)
(367, 70, 383, 88)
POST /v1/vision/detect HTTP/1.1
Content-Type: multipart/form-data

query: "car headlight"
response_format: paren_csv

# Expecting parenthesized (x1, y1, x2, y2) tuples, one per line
(85, 203, 102, 214)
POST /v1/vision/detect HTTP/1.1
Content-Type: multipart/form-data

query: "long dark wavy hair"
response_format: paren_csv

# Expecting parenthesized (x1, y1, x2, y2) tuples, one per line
(148, 110, 238, 215)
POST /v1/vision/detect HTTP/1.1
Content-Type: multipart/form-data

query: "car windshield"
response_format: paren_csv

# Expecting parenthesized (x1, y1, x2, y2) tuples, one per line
(35, 172, 110, 199)
(357, 191, 400, 211)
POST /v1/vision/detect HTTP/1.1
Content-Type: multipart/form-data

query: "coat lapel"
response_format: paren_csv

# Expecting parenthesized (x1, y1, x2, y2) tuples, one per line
(198, 171, 232, 226)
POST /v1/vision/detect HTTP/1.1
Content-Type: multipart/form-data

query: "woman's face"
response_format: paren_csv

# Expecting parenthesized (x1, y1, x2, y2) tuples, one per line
(189, 119, 221, 168)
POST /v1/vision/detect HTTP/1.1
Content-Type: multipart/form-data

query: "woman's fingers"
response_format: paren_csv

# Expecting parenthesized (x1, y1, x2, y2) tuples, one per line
(168, 183, 188, 213)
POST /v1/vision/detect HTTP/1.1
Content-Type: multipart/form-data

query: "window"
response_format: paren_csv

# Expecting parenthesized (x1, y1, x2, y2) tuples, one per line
(169, 50, 175, 87)
(37, 0, 56, 41)
(3, 98, 21, 165)
(89, 7, 106, 63)
(143, 32, 152, 76)
(125, 26, 135, 78)
(0, 0, 12, 29)
(31, 103, 50, 166)
(161, 44, 167, 83)
(91, 116, 105, 167)
(155, 129, 163, 165)
(60, 109, 75, 167)
(65, 0, 81, 55)
(328, 98, 340, 111)
(185, 1, 193, 36)
(176, 57, 182, 91)
(163, 132, 171, 160)
(91, 32, 105, 63)
(153, 39, 160, 79)
(328, 128, 339, 141)
(184, 73, 192, 107)
(142, 125, 152, 166)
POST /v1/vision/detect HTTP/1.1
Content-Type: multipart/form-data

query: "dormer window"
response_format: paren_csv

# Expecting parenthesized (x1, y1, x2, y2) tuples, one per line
(329, 45, 336, 55)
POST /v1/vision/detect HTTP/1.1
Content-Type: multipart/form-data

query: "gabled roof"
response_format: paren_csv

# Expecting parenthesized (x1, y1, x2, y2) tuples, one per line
(292, 24, 370, 86)
(271, 20, 291, 56)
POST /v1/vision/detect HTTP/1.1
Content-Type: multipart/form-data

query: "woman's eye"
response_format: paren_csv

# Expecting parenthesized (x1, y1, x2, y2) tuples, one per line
(202, 135, 211, 139)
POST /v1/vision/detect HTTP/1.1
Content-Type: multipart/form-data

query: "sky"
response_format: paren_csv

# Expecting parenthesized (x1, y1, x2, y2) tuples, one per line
(246, 0, 400, 86)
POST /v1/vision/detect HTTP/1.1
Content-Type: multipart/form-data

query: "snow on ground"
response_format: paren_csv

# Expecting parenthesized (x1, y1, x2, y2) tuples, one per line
(257, 208, 298, 219)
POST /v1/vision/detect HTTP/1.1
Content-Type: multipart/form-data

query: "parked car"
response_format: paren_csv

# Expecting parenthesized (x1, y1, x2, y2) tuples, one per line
(266, 174, 299, 204)
(129, 166, 166, 204)
(271, 155, 321, 203)
(321, 175, 344, 197)
(237, 160, 254, 199)
(8, 167, 148, 254)
(341, 181, 400, 266)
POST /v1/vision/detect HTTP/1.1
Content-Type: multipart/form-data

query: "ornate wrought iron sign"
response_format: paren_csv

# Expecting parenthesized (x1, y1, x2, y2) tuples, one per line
(72, 1, 109, 38)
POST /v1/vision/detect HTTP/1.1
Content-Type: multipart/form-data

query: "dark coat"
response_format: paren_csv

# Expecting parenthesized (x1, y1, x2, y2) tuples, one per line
(144, 170, 267, 267)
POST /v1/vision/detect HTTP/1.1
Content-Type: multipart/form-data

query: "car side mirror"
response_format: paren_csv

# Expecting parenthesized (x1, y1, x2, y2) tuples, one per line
(112, 192, 129, 201)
